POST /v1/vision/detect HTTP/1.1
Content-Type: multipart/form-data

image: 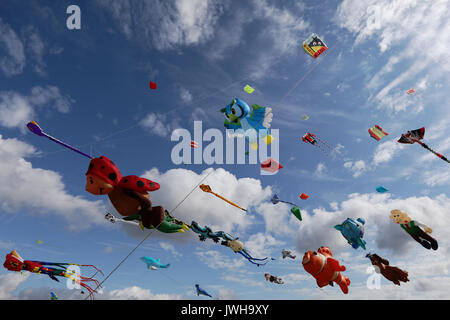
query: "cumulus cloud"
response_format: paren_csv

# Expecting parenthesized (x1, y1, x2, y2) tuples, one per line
(0, 273, 29, 299)
(343, 160, 367, 178)
(0, 18, 26, 77)
(139, 112, 180, 137)
(0, 86, 74, 131)
(0, 135, 105, 230)
(372, 140, 404, 166)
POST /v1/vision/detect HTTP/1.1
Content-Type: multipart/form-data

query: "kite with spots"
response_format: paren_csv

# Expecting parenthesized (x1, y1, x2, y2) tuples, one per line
(3, 250, 102, 299)
(26, 121, 188, 233)
(397, 127, 450, 164)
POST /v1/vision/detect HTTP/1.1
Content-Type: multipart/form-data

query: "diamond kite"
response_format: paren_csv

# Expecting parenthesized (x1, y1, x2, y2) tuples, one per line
(303, 33, 328, 59)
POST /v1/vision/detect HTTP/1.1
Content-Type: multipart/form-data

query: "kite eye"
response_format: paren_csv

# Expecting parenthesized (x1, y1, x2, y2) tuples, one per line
(231, 108, 236, 115)
(313, 251, 317, 255)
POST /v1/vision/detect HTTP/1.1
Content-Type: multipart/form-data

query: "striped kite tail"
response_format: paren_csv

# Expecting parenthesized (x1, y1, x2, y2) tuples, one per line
(315, 136, 333, 150)
(421, 143, 450, 164)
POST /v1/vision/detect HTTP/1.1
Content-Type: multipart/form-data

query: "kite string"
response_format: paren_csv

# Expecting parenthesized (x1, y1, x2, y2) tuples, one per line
(85, 169, 214, 300)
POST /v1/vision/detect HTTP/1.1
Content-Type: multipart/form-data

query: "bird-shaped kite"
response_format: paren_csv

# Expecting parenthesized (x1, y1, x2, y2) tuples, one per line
(398, 127, 450, 164)
(199, 184, 247, 212)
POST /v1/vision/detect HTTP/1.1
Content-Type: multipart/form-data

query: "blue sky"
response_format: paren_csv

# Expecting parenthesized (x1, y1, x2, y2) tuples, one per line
(1, 0, 450, 300)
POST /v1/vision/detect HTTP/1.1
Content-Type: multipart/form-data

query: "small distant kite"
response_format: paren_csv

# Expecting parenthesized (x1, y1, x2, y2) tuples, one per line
(244, 85, 255, 94)
(302, 132, 333, 157)
(261, 158, 283, 173)
(302, 115, 310, 120)
(149, 81, 157, 90)
(199, 184, 247, 212)
(406, 88, 415, 95)
(50, 292, 58, 300)
(398, 127, 450, 164)
(190, 140, 198, 148)
(376, 186, 388, 193)
(299, 193, 309, 200)
(264, 273, 284, 284)
(37, 240, 43, 245)
(195, 284, 212, 298)
(368, 125, 388, 141)
(271, 194, 302, 221)
(281, 249, 296, 260)
(303, 33, 328, 59)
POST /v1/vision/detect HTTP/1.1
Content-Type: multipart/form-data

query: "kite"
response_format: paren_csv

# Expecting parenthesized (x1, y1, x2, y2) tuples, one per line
(368, 125, 388, 141)
(3, 250, 103, 299)
(303, 33, 328, 59)
(376, 186, 388, 193)
(195, 284, 212, 298)
(271, 194, 302, 221)
(366, 253, 409, 286)
(261, 158, 283, 173)
(299, 193, 309, 200)
(264, 273, 284, 284)
(302, 246, 350, 294)
(140, 257, 170, 270)
(37, 240, 43, 245)
(190, 140, 198, 148)
(398, 127, 450, 164)
(281, 249, 296, 260)
(190, 221, 229, 242)
(149, 81, 157, 90)
(302, 115, 309, 120)
(334, 218, 366, 250)
(390, 209, 438, 250)
(244, 85, 255, 94)
(27, 121, 188, 233)
(406, 88, 415, 95)
(302, 132, 333, 156)
(105, 212, 189, 233)
(221, 98, 273, 150)
(50, 292, 58, 300)
(199, 184, 247, 212)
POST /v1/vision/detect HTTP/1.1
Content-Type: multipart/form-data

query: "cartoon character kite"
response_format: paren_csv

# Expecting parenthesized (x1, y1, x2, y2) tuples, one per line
(303, 33, 328, 59)
(221, 98, 273, 150)
(199, 184, 247, 212)
(366, 253, 409, 286)
(3, 250, 102, 299)
(397, 127, 450, 164)
(390, 209, 438, 250)
(302, 246, 350, 294)
(334, 218, 366, 250)
(27, 121, 188, 233)
(264, 273, 284, 284)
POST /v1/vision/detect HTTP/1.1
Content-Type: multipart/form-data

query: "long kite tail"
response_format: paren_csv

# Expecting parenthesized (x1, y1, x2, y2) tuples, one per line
(315, 143, 331, 157)
(210, 191, 247, 212)
(420, 142, 450, 164)
(315, 135, 333, 150)
(238, 251, 268, 266)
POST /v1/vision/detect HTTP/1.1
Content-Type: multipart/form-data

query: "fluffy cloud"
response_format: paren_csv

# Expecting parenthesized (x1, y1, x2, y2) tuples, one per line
(344, 160, 367, 177)
(0, 135, 105, 230)
(0, 273, 29, 299)
(0, 18, 26, 77)
(139, 112, 180, 137)
(0, 86, 74, 131)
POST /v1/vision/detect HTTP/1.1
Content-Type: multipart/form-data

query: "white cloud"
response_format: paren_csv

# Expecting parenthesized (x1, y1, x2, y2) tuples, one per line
(179, 87, 193, 104)
(0, 86, 74, 131)
(0, 135, 105, 230)
(216, 288, 237, 300)
(0, 18, 25, 77)
(372, 140, 404, 166)
(195, 250, 246, 271)
(139, 112, 179, 137)
(160, 242, 182, 258)
(0, 273, 29, 299)
(245, 232, 284, 257)
(343, 160, 367, 178)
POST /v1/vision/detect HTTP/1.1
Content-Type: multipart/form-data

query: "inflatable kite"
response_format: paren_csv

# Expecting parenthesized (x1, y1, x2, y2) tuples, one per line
(368, 125, 388, 141)
(140, 257, 170, 270)
(199, 184, 247, 212)
(260, 158, 283, 173)
(398, 127, 450, 164)
(190, 221, 229, 242)
(271, 194, 302, 221)
(299, 193, 309, 200)
(302, 246, 350, 294)
(3, 250, 102, 299)
(221, 98, 273, 150)
(195, 284, 212, 298)
(27, 121, 187, 233)
(302, 132, 333, 157)
(390, 209, 438, 250)
(105, 212, 189, 233)
(334, 218, 366, 250)
(281, 249, 296, 259)
(303, 33, 328, 59)
(366, 253, 409, 286)
(264, 273, 284, 284)
(376, 186, 388, 193)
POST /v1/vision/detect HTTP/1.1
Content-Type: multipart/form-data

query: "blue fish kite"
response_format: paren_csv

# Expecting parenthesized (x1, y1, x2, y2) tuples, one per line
(140, 257, 170, 270)
(334, 218, 366, 250)
(221, 98, 273, 150)
(376, 186, 388, 193)
(195, 284, 212, 298)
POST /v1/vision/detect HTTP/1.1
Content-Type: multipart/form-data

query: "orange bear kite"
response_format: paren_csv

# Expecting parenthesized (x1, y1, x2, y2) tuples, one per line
(302, 246, 351, 294)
